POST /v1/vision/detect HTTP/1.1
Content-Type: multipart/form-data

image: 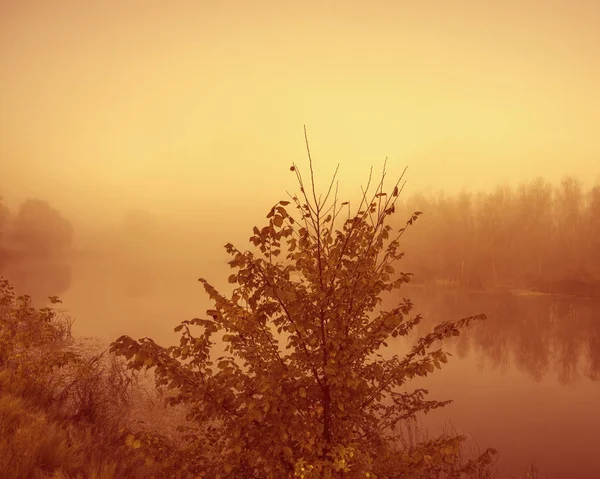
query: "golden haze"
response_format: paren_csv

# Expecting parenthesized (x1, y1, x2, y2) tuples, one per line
(1, 0, 599, 228)
(1, 2, 600, 477)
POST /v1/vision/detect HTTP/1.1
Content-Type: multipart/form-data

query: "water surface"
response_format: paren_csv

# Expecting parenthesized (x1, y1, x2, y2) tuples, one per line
(392, 286, 600, 478)
(61, 256, 600, 478)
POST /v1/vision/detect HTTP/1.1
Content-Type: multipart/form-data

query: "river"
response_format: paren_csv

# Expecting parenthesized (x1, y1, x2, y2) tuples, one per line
(60, 256, 600, 478)
(391, 286, 600, 478)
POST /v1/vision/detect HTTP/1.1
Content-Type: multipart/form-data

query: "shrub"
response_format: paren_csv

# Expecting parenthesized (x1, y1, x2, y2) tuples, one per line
(111, 132, 497, 478)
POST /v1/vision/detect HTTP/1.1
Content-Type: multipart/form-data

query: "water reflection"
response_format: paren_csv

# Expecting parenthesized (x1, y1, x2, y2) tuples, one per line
(401, 287, 600, 385)
(61, 262, 600, 477)
(387, 286, 600, 478)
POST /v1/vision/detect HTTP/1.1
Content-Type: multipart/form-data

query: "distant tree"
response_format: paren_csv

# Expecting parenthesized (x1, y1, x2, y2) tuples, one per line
(0, 197, 11, 269)
(111, 133, 496, 478)
(453, 190, 475, 285)
(514, 178, 553, 281)
(0, 197, 9, 236)
(476, 190, 503, 284)
(553, 177, 586, 278)
(1, 199, 74, 303)
(10, 199, 73, 257)
(585, 184, 600, 279)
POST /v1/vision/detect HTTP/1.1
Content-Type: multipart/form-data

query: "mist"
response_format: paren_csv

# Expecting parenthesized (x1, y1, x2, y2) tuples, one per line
(2, 1, 600, 477)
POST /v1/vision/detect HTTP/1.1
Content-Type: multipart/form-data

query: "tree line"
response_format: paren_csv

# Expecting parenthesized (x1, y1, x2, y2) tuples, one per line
(395, 176, 600, 295)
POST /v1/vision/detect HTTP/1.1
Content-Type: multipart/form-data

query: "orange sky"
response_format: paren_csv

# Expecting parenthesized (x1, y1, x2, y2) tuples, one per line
(1, 0, 599, 227)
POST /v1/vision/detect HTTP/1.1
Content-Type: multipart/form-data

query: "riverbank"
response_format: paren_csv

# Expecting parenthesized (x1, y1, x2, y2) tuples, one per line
(407, 278, 600, 299)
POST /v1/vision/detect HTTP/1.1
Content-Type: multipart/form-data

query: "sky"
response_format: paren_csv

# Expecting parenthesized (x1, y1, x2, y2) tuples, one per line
(2, 5, 599, 474)
(1, 0, 599, 229)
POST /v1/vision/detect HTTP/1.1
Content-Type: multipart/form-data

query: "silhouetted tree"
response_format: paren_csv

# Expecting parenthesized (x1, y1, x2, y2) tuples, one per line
(10, 199, 73, 257)
(1, 198, 74, 304)
(111, 139, 496, 478)
(0, 198, 10, 270)
(553, 177, 585, 278)
(586, 184, 600, 279)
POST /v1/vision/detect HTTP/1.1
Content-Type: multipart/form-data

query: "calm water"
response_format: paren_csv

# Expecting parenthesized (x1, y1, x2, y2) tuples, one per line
(62, 257, 600, 478)
(392, 286, 600, 478)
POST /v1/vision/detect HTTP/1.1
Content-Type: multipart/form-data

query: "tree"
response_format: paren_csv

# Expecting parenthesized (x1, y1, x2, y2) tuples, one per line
(585, 184, 600, 280)
(1, 199, 74, 303)
(111, 131, 497, 478)
(0, 197, 9, 237)
(513, 178, 553, 282)
(0, 197, 11, 270)
(10, 198, 73, 257)
(553, 176, 585, 278)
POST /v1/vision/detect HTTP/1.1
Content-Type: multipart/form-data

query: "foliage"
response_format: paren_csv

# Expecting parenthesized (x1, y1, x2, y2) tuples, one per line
(0, 197, 9, 241)
(0, 278, 75, 376)
(111, 132, 497, 478)
(0, 197, 74, 303)
(9, 198, 73, 257)
(0, 278, 165, 478)
(396, 176, 600, 291)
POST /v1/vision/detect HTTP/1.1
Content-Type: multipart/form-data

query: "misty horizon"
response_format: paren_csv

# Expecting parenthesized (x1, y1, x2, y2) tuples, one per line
(2, 1, 600, 477)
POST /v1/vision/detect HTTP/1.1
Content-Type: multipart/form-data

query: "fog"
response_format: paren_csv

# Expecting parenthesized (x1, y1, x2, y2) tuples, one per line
(2, 2, 600, 475)
(2, 0, 600, 343)
(2, 1, 600, 216)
